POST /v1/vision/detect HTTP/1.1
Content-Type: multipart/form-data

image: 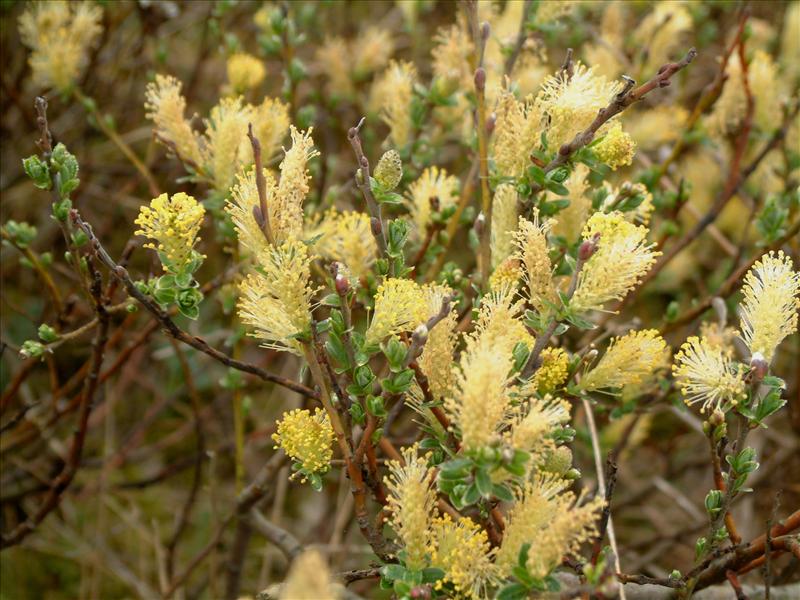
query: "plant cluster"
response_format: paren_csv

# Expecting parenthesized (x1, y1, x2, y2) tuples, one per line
(2, 2, 799, 600)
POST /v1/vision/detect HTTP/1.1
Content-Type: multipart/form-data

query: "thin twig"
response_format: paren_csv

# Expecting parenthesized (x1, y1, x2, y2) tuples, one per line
(347, 118, 390, 266)
(528, 47, 697, 196)
(71, 211, 318, 399)
(582, 397, 625, 600)
(1, 256, 110, 549)
(247, 123, 275, 246)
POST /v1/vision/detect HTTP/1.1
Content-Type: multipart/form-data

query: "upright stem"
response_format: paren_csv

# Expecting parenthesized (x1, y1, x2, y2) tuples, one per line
(472, 17, 492, 288)
(582, 397, 625, 600)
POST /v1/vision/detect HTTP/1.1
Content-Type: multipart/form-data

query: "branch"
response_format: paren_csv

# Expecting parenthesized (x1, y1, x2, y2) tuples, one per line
(529, 47, 697, 194)
(247, 123, 275, 246)
(347, 118, 390, 265)
(249, 508, 303, 560)
(503, 0, 533, 75)
(71, 210, 319, 399)
(1, 255, 110, 549)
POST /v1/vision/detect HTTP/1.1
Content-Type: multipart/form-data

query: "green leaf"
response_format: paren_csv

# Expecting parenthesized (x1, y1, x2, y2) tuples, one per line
(462, 483, 481, 506)
(320, 293, 341, 307)
(517, 543, 531, 567)
(493, 483, 514, 502)
(22, 155, 51, 190)
(496, 583, 529, 600)
(475, 468, 493, 498)
(421, 567, 445, 584)
(438, 457, 472, 475)
(325, 335, 351, 370)
(382, 368, 415, 394)
(349, 402, 365, 426)
(381, 564, 407, 582)
(178, 303, 200, 320)
(544, 180, 569, 196)
(366, 394, 386, 417)
(383, 337, 407, 372)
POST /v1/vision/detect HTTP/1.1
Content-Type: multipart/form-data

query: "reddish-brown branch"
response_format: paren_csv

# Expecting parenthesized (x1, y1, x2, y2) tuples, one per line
(528, 47, 697, 196)
(71, 211, 318, 400)
(1, 258, 110, 549)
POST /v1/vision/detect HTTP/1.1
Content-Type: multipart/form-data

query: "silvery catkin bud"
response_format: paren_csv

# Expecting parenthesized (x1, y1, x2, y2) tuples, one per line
(374, 149, 402, 190)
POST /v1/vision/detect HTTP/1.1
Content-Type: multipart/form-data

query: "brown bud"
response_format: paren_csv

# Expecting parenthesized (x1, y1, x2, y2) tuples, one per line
(709, 408, 725, 428)
(486, 112, 496, 135)
(252, 205, 265, 228)
(474, 67, 486, 92)
(749, 353, 768, 382)
(474, 212, 486, 236)
(335, 272, 350, 296)
(370, 217, 383, 237)
(578, 233, 601, 261)
(480, 21, 491, 41)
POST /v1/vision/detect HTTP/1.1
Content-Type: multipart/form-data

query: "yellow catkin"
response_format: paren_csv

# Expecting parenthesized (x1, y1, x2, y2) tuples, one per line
(274, 126, 320, 242)
(237, 239, 316, 355)
(672, 336, 747, 414)
(429, 515, 496, 599)
(633, 1, 692, 74)
(491, 184, 519, 269)
(227, 167, 275, 257)
(492, 89, 543, 179)
(226, 52, 266, 93)
(781, 2, 800, 84)
(384, 446, 437, 571)
(431, 25, 474, 90)
(316, 36, 355, 97)
(580, 329, 667, 392)
(145, 75, 204, 167)
(308, 209, 377, 280)
(134, 192, 205, 274)
(506, 395, 571, 467)
(496, 475, 604, 578)
(749, 50, 783, 132)
(406, 166, 459, 236)
(448, 336, 514, 451)
(352, 26, 395, 77)
(551, 164, 590, 242)
(19, 1, 102, 94)
(706, 53, 748, 138)
(537, 62, 622, 150)
(699, 321, 738, 358)
(533, 347, 570, 393)
(365, 278, 429, 346)
(272, 408, 334, 479)
(594, 122, 636, 171)
(370, 60, 417, 148)
(584, 2, 626, 79)
(470, 286, 535, 358)
(489, 257, 523, 292)
(279, 549, 337, 600)
(738, 251, 800, 363)
(418, 287, 457, 401)
(252, 97, 290, 161)
(570, 211, 660, 313)
(201, 96, 254, 194)
(514, 212, 556, 314)
(624, 106, 689, 151)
